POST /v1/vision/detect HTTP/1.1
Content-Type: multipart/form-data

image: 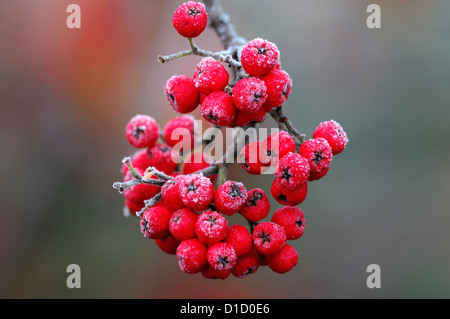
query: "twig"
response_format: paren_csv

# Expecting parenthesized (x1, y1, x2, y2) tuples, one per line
(270, 107, 305, 146)
(136, 193, 163, 218)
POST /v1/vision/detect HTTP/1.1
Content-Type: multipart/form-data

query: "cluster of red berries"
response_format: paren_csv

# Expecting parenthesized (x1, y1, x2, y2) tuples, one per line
(167, 2, 292, 127)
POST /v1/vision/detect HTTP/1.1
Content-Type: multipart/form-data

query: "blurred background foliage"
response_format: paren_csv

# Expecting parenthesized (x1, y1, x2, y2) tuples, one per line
(0, 0, 449, 298)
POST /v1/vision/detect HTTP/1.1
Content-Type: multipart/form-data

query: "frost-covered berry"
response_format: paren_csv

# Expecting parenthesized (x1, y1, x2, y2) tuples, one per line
(200, 91, 236, 127)
(232, 77, 267, 112)
(214, 181, 248, 216)
(140, 206, 172, 239)
(262, 131, 296, 166)
(231, 249, 261, 279)
(182, 152, 216, 182)
(233, 107, 266, 127)
(239, 141, 270, 175)
(123, 167, 161, 204)
(172, 1, 208, 38)
(271, 206, 305, 240)
(299, 138, 333, 181)
(154, 233, 180, 255)
(252, 221, 287, 256)
(313, 120, 348, 155)
(266, 244, 298, 274)
(176, 238, 208, 274)
(240, 188, 271, 222)
(201, 267, 231, 280)
(163, 115, 197, 149)
(241, 38, 280, 77)
(275, 152, 310, 191)
(207, 242, 237, 271)
(225, 225, 253, 257)
(193, 57, 229, 95)
(179, 174, 214, 211)
(165, 75, 200, 114)
(161, 175, 186, 210)
(169, 208, 198, 241)
(146, 143, 178, 175)
(270, 178, 308, 206)
(125, 115, 160, 149)
(261, 69, 292, 109)
(195, 210, 228, 244)
(309, 166, 329, 181)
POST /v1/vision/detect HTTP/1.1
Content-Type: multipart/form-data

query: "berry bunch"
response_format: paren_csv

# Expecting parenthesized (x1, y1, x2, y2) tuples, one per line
(113, 1, 349, 279)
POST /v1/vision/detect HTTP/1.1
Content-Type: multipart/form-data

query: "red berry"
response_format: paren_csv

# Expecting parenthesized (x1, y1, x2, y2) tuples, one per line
(163, 115, 197, 148)
(154, 233, 180, 255)
(125, 115, 160, 148)
(200, 91, 236, 127)
(172, 1, 208, 38)
(214, 181, 248, 216)
(146, 143, 178, 175)
(232, 77, 267, 112)
(123, 167, 161, 204)
(207, 242, 237, 271)
(266, 244, 298, 274)
(233, 107, 266, 127)
(240, 188, 271, 222)
(176, 238, 208, 274)
(252, 221, 287, 256)
(125, 199, 144, 216)
(194, 57, 230, 95)
(271, 207, 305, 240)
(261, 69, 292, 108)
(263, 131, 296, 166)
(179, 174, 214, 211)
(309, 166, 330, 181)
(201, 267, 231, 280)
(225, 225, 253, 257)
(241, 38, 280, 77)
(231, 249, 261, 279)
(182, 152, 217, 182)
(275, 152, 310, 191)
(169, 208, 198, 241)
(195, 210, 228, 244)
(270, 178, 308, 206)
(153, 200, 176, 213)
(299, 138, 333, 181)
(161, 175, 186, 210)
(165, 75, 200, 114)
(239, 141, 270, 175)
(313, 120, 348, 155)
(140, 206, 172, 239)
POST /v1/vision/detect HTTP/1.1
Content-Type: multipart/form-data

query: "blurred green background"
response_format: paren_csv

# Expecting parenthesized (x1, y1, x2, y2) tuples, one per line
(1, 0, 449, 298)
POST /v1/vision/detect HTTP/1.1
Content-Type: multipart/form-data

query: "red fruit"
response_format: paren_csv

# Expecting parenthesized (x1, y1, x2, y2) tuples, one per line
(214, 181, 248, 216)
(201, 267, 231, 280)
(125, 114, 160, 148)
(299, 138, 333, 181)
(225, 225, 253, 257)
(169, 208, 198, 241)
(240, 188, 271, 222)
(193, 57, 229, 95)
(182, 152, 217, 182)
(154, 234, 180, 255)
(179, 174, 214, 211)
(232, 77, 267, 112)
(271, 207, 305, 240)
(261, 69, 292, 108)
(241, 38, 280, 77)
(239, 141, 270, 175)
(176, 238, 208, 274)
(252, 221, 287, 256)
(172, 1, 208, 38)
(140, 206, 172, 239)
(123, 167, 161, 204)
(207, 242, 237, 271)
(195, 210, 228, 244)
(270, 179, 308, 206)
(163, 115, 197, 149)
(125, 199, 144, 217)
(266, 244, 299, 274)
(309, 166, 330, 181)
(161, 175, 186, 210)
(313, 120, 348, 155)
(231, 250, 261, 279)
(275, 152, 310, 191)
(200, 91, 236, 127)
(165, 75, 200, 114)
(233, 107, 266, 127)
(146, 143, 178, 174)
(153, 200, 176, 213)
(263, 131, 296, 166)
